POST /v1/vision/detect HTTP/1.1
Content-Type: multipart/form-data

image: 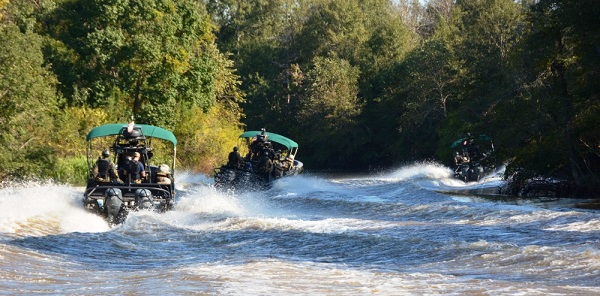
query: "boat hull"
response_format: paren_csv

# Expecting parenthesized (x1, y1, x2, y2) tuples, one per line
(83, 181, 175, 225)
(214, 161, 303, 191)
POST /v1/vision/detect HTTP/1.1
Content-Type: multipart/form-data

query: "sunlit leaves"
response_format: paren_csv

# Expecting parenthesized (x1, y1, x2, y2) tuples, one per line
(299, 56, 361, 127)
(0, 23, 59, 178)
(44, 0, 220, 127)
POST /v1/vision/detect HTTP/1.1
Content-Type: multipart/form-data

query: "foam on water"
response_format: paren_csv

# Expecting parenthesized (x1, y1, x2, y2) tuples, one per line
(380, 161, 455, 182)
(175, 184, 249, 216)
(412, 163, 507, 191)
(124, 174, 402, 234)
(270, 174, 347, 196)
(0, 181, 109, 236)
(172, 170, 214, 192)
(195, 216, 405, 234)
(544, 219, 600, 233)
(334, 161, 507, 192)
(2, 169, 600, 294)
(180, 259, 595, 296)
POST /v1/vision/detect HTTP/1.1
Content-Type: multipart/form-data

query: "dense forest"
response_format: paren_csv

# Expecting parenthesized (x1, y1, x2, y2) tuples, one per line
(0, 0, 598, 196)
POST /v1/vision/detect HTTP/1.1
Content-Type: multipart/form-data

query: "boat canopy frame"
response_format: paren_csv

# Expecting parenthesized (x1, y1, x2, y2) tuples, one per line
(85, 123, 177, 172)
(239, 130, 299, 157)
(450, 134, 493, 149)
(86, 123, 177, 145)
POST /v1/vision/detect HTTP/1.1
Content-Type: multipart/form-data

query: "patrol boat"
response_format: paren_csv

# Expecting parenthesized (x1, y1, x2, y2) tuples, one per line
(451, 133, 496, 182)
(214, 130, 303, 191)
(82, 122, 177, 225)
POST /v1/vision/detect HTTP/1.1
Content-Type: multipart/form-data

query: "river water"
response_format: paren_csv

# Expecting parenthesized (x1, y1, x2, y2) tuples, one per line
(1, 163, 599, 295)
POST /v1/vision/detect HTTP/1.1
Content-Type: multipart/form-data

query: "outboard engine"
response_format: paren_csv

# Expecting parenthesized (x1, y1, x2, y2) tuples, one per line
(135, 189, 154, 210)
(104, 188, 126, 225)
(456, 164, 470, 182)
(214, 167, 236, 188)
(469, 162, 485, 182)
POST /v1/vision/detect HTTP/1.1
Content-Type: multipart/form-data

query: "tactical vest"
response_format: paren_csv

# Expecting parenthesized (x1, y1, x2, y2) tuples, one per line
(128, 160, 141, 180)
(96, 158, 111, 178)
(228, 152, 241, 168)
(257, 156, 272, 173)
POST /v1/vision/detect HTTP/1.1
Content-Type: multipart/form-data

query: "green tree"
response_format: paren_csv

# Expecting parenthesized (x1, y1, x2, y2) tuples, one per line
(502, 0, 600, 191)
(297, 0, 367, 63)
(31, 0, 246, 174)
(44, 0, 222, 127)
(296, 56, 362, 167)
(396, 39, 462, 160)
(448, 0, 526, 122)
(429, 0, 526, 165)
(206, 0, 312, 130)
(0, 23, 59, 178)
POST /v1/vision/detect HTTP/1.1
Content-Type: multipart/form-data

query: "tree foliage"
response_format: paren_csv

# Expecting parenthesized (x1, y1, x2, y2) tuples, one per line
(0, 0, 244, 181)
(498, 0, 600, 188)
(296, 56, 362, 167)
(0, 0, 598, 194)
(43, 0, 222, 128)
(0, 22, 59, 178)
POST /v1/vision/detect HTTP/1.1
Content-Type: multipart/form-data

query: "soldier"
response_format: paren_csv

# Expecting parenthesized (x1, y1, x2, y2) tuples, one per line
(156, 164, 172, 184)
(92, 150, 122, 184)
(227, 146, 243, 168)
(123, 152, 146, 183)
(453, 151, 463, 166)
(256, 150, 273, 181)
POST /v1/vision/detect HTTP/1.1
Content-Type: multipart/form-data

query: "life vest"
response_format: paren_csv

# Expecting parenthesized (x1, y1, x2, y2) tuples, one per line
(96, 158, 111, 179)
(257, 156, 273, 173)
(128, 160, 141, 180)
(228, 151, 242, 168)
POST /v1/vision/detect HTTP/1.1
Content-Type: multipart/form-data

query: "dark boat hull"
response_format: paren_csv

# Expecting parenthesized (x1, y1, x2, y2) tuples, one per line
(454, 162, 494, 182)
(214, 161, 303, 191)
(82, 180, 175, 225)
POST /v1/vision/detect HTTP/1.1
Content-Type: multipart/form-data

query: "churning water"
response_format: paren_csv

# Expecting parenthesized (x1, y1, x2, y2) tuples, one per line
(1, 163, 599, 295)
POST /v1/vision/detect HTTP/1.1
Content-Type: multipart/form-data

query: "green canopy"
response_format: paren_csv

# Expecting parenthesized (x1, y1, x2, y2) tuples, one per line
(240, 131, 298, 150)
(86, 123, 177, 146)
(450, 137, 467, 149)
(450, 134, 492, 149)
